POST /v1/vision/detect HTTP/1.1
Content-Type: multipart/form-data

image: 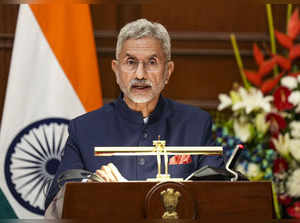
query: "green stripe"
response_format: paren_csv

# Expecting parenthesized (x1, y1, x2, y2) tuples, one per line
(0, 189, 17, 218)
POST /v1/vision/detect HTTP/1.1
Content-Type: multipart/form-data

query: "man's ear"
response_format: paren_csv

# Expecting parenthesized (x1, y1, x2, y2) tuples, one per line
(111, 60, 120, 83)
(165, 61, 174, 84)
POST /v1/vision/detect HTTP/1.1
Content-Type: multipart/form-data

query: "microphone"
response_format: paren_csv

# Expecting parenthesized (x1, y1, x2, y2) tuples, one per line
(225, 144, 244, 181)
(56, 169, 104, 188)
(185, 144, 246, 181)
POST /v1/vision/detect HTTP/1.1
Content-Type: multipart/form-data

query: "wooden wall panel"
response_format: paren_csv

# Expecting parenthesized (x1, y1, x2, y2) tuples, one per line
(91, 4, 117, 30)
(92, 3, 300, 108)
(141, 2, 267, 32)
(0, 5, 18, 125)
(1, 3, 299, 124)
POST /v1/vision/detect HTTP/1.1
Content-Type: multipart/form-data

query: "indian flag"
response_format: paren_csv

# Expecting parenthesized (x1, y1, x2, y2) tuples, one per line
(0, 4, 102, 218)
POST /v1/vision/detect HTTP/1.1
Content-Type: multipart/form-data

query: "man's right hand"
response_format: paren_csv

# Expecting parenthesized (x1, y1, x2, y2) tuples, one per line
(94, 163, 127, 182)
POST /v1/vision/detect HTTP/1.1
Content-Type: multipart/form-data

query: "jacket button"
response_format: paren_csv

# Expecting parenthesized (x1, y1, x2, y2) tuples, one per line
(143, 132, 148, 138)
(138, 157, 145, 166)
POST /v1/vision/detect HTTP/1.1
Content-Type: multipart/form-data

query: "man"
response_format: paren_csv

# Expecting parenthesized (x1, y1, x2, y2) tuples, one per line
(45, 18, 224, 212)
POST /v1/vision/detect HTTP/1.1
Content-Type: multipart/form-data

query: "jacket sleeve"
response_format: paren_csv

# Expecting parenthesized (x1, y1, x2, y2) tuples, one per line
(44, 119, 84, 210)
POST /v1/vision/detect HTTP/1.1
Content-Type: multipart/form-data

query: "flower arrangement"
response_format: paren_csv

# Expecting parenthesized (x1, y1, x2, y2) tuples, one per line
(215, 4, 300, 219)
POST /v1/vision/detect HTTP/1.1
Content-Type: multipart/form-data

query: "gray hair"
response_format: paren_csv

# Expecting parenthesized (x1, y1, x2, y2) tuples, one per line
(116, 18, 171, 60)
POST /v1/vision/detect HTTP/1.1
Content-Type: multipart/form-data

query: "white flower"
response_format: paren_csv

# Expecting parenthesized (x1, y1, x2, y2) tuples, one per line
(297, 75, 300, 83)
(232, 88, 273, 114)
(289, 139, 300, 161)
(246, 163, 262, 178)
(230, 90, 241, 104)
(255, 113, 269, 134)
(289, 91, 300, 113)
(288, 91, 300, 106)
(281, 76, 298, 89)
(236, 163, 246, 175)
(233, 120, 253, 142)
(218, 94, 232, 111)
(290, 121, 300, 138)
(272, 134, 291, 157)
(286, 168, 300, 197)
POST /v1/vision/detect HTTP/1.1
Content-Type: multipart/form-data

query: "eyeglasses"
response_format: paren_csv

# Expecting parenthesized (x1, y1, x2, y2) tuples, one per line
(118, 58, 167, 72)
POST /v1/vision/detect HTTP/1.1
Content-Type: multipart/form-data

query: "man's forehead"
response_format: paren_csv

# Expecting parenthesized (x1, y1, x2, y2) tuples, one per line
(125, 53, 158, 59)
(120, 37, 165, 58)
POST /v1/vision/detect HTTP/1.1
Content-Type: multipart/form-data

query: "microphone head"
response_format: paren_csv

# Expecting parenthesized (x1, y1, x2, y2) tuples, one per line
(226, 144, 244, 171)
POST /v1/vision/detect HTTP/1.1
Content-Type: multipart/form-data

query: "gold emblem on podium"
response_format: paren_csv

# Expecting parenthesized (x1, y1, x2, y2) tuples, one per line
(160, 188, 181, 219)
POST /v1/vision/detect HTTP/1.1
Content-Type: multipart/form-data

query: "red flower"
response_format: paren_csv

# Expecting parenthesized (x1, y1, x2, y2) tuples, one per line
(287, 201, 300, 219)
(278, 194, 292, 206)
(266, 113, 287, 135)
(289, 44, 300, 60)
(258, 58, 277, 77)
(275, 30, 293, 49)
(261, 72, 284, 94)
(273, 55, 291, 71)
(288, 8, 300, 40)
(273, 86, 294, 111)
(253, 43, 264, 65)
(244, 70, 261, 87)
(273, 157, 289, 174)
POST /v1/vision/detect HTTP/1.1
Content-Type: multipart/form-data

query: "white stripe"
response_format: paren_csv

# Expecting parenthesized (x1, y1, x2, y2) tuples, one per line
(0, 5, 86, 218)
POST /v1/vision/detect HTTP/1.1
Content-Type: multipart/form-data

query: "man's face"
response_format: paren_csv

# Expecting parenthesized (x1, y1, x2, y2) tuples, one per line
(112, 37, 174, 104)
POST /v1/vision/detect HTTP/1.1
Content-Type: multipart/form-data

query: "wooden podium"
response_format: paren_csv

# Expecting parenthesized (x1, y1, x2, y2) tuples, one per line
(62, 181, 274, 220)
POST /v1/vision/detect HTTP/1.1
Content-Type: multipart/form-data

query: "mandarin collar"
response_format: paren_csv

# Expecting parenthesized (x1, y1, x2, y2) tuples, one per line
(116, 94, 167, 125)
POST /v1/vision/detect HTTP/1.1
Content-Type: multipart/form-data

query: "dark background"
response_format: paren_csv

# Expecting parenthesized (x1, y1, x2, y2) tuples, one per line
(0, 2, 297, 123)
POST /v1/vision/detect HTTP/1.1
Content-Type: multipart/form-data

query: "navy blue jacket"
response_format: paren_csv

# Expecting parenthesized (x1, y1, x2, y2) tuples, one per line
(44, 95, 224, 209)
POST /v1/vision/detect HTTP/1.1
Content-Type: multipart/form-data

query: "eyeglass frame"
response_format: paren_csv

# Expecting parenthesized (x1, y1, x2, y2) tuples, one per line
(116, 56, 170, 73)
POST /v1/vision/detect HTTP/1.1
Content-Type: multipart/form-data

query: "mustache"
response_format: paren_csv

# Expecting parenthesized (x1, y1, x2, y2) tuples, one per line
(129, 79, 152, 87)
